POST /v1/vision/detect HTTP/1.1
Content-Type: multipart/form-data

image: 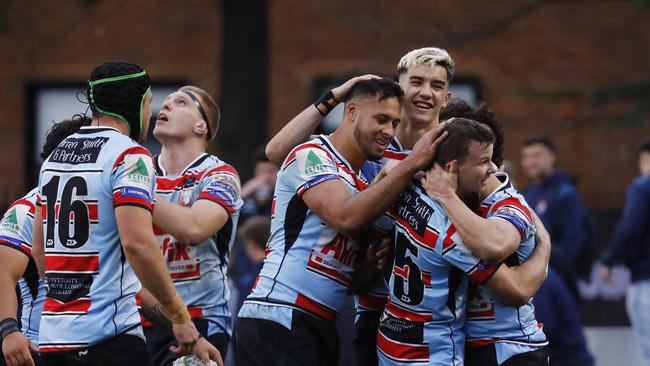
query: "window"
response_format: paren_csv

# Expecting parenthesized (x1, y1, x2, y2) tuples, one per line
(27, 83, 183, 186)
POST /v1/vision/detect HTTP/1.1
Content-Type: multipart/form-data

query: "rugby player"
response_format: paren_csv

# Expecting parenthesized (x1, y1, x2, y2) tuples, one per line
(236, 78, 447, 365)
(376, 118, 550, 365)
(264, 47, 455, 365)
(140, 85, 242, 365)
(427, 101, 549, 365)
(0, 118, 86, 366)
(31, 61, 220, 366)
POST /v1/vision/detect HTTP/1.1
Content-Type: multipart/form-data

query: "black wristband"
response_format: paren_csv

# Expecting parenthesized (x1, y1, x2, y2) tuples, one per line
(314, 90, 339, 116)
(0, 318, 20, 341)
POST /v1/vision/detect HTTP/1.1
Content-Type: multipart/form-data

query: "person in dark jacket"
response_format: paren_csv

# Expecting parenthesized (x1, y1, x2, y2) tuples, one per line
(602, 139, 650, 365)
(534, 269, 595, 366)
(521, 137, 590, 297)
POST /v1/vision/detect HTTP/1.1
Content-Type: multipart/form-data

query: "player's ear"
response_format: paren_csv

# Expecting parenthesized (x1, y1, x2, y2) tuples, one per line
(194, 120, 209, 138)
(445, 160, 458, 173)
(345, 102, 358, 122)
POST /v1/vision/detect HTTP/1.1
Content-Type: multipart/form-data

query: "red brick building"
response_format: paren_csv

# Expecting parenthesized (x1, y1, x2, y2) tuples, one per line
(1, 0, 649, 214)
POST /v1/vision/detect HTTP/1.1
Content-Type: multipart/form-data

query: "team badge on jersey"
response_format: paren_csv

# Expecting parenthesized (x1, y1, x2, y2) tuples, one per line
(1, 208, 21, 235)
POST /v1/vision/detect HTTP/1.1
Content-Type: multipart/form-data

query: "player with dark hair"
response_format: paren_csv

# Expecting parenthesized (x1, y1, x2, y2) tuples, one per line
(0, 117, 87, 366)
(425, 102, 550, 365)
(31, 61, 220, 366)
(376, 118, 550, 365)
(264, 49, 455, 365)
(236, 77, 447, 365)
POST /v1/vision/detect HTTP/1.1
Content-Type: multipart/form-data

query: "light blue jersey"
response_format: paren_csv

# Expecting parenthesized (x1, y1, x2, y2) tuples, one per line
(465, 173, 547, 363)
(0, 188, 45, 344)
(153, 153, 242, 336)
(377, 185, 499, 366)
(240, 136, 367, 327)
(357, 137, 411, 315)
(37, 126, 156, 352)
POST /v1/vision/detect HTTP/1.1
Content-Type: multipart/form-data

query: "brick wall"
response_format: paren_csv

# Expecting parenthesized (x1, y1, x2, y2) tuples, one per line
(1, 0, 648, 211)
(269, 0, 650, 210)
(0, 0, 222, 199)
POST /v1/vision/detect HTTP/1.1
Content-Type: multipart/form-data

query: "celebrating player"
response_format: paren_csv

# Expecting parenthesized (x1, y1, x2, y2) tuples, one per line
(236, 78, 447, 365)
(32, 61, 220, 366)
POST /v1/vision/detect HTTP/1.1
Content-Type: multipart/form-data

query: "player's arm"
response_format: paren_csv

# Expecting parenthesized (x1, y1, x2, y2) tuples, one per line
(153, 167, 240, 246)
(0, 247, 37, 366)
(349, 237, 390, 293)
(117, 206, 191, 319)
(265, 74, 380, 164)
(117, 206, 221, 365)
(421, 163, 519, 263)
(153, 199, 229, 246)
(482, 213, 551, 306)
(303, 123, 448, 235)
(113, 150, 221, 364)
(31, 206, 45, 279)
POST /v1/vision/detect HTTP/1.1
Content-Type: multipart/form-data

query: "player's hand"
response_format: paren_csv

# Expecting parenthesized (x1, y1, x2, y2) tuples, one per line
(331, 74, 381, 101)
(2, 332, 37, 366)
(421, 162, 457, 202)
(406, 121, 449, 172)
(240, 173, 274, 199)
(373, 159, 400, 183)
(193, 337, 223, 366)
(531, 210, 551, 261)
(367, 239, 390, 271)
(601, 266, 614, 283)
(170, 321, 202, 356)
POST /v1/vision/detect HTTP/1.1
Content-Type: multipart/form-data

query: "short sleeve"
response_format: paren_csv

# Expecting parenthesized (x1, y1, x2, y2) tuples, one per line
(111, 146, 156, 212)
(489, 197, 534, 240)
(197, 164, 242, 216)
(0, 198, 36, 256)
(440, 224, 500, 284)
(284, 145, 339, 196)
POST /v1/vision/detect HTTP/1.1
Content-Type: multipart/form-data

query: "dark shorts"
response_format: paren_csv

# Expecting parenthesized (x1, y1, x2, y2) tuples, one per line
(40, 333, 152, 366)
(144, 317, 229, 366)
(465, 343, 549, 366)
(236, 310, 339, 366)
(353, 311, 381, 366)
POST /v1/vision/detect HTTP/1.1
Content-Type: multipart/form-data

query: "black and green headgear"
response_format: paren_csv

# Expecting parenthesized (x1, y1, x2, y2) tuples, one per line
(87, 60, 152, 140)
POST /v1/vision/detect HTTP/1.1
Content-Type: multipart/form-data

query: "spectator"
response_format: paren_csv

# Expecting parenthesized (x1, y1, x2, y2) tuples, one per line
(239, 147, 279, 224)
(534, 269, 595, 366)
(521, 137, 591, 297)
(601, 139, 650, 365)
(232, 216, 271, 308)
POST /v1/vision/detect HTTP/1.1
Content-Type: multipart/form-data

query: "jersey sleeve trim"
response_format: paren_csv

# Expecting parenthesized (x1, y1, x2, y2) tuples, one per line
(468, 261, 502, 284)
(113, 187, 154, 211)
(0, 239, 31, 257)
(196, 194, 236, 215)
(296, 174, 339, 197)
(113, 200, 154, 213)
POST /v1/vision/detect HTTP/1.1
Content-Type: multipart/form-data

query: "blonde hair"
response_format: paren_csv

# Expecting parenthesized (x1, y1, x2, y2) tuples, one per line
(397, 47, 455, 82)
(179, 85, 220, 141)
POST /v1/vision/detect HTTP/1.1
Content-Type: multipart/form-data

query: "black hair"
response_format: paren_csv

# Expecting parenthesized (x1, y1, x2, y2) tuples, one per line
(252, 145, 270, 164)
(433, 118, 496, 167)
(87, 60, 151, 140)
(440, 100, 505, 166)
(523, 137, 556, 153)
(639, 139, 650, 155)
(344, 78, 404, 106)
(40, 116, 90, 160)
